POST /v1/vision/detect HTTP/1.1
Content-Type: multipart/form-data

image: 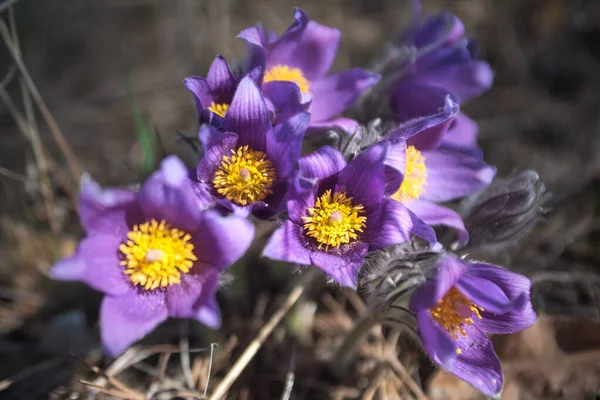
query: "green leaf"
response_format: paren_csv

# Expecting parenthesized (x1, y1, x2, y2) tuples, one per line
(125, 63, 156, 177)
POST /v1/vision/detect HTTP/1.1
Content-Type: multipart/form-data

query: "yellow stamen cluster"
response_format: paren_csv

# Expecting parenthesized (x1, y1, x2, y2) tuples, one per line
(263, 64, 311, 94)
(213, 146, 276, 206)
(120, 219, 197, 290)
(302, 190, 367, 250)
(429, 286, 484, 345)
(392, 145, 427, 203)
(208, 102, 230, 118)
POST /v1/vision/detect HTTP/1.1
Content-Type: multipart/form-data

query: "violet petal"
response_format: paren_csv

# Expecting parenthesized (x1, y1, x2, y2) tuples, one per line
(421, 147, 496, 202)
(78, 176, 138, 237)
(366, 198, 415, 250)
(166, 269, 220, 325)
(206, 55, 236, 100)
(451, 325, 503, 397)
(100, 290, 168, 357)
(456, 276, 512, 314)
(262, 221, 312, 266)
(337, 141, 387, 211)
(404, 199, 469, 247)
(190, 211, 254, 271)
(310, 242, 369, 289)
(222, 77, 271, 151)
(467, 263, 536, 334)
(267, 9, 340, 80)
(410, 255, 467, 311)
(416, 309, 458, 366)
(309, 69, 380, 122)
(298, 145, 347, 181)
(266, 112, 310, 178)
(138, 156, 206, 232)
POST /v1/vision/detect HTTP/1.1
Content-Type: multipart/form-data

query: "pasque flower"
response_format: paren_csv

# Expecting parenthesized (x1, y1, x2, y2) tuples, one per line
(385, 96, 495, 247)
(185, 55, 239, 127)
(390, 9, 493, 122)
(196, 76, 310, 217)
(238, 8, 380, 134)
(185, 55, 306, 128)
(410, 254, 536, 397)
(51, 156, 254, 356)
(262, 141, 435, 288)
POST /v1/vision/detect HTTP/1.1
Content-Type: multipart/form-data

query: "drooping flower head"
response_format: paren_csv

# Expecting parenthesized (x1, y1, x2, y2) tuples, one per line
(385, 96, 495, 248)
(51, 156, 254, 356)
(262, 142, 435, 288)
(196, 76, 310, 217)
(238, 8, 380, 134)
(409, 254, 536, 397)
(390, 9, 493, 122)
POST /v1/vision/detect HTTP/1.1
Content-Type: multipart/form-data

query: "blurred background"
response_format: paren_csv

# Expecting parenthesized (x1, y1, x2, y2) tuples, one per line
(2, 0, 600, 399)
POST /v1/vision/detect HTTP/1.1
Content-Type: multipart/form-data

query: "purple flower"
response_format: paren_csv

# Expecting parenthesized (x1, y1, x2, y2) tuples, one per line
(391, 11, 493, 121)
(185, 56, 239, 127)
(196, 76, 310, 217)
(238, 8, 380, 134)
(51, 156, 254, 356)
(410, 255, 536, 397)
(185, 55, 307, 128)
(385, 96, 495, 247)
(262, 142, 435, 288)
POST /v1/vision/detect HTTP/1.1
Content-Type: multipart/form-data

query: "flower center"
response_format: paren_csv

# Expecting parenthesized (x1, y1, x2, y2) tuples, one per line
(429, 286, 484, 344)
(302, 190, 367, 250)
(263, 64, 310, 94)
(392, 146, 427, 203)
(213, 145, 276, 206)
(208, 102, 229, 118)
(119, 219, 197, 290)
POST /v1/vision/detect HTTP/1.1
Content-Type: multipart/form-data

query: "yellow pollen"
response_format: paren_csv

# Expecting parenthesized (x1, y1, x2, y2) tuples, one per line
(429, 286, 484, 341)
(213, 145, 276, 206)
(208, 102, 229, 118)
(119, 219, 197, 291)
(302, 190, 367, 250)
(392, 146, 427, 203)
(263, 64, 311, 94)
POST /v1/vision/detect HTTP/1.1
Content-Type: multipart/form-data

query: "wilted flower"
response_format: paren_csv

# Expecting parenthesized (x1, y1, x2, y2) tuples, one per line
(262, 142, 435, 288)
(196, 76, 310, 217)
(384, 96, 495, 248)
(390, 10, 493, 122)
(410, 254, 536, 397)
(51, 156, 254, 356)
(238, 8, 380, 134)
(461, 170, 548, 249)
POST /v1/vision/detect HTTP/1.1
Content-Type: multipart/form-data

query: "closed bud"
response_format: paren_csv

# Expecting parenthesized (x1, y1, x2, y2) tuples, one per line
(461, 170, 548, 249)
(358, 239, 441, 313)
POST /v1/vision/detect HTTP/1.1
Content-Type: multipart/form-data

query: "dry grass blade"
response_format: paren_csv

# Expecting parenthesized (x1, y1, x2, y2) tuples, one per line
(208, 284, 306, 400)
(80, 380, 143, 400)
(386, 356, 428, 400)
(202, 343, 217, 398)
(0, 0, 21, 13)
(0, 85, 59, 232)
(0, 166, 25, 182)
(0, 20, 82, 182)
(180, 320, 195, 389)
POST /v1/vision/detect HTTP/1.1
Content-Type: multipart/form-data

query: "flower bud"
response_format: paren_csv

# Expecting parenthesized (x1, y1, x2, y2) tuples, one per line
(461, 170, 548, 249)
(358, 239, 441, 313)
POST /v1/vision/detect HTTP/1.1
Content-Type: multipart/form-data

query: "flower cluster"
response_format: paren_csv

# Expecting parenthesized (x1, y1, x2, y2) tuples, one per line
(51, 5, 539, 398)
